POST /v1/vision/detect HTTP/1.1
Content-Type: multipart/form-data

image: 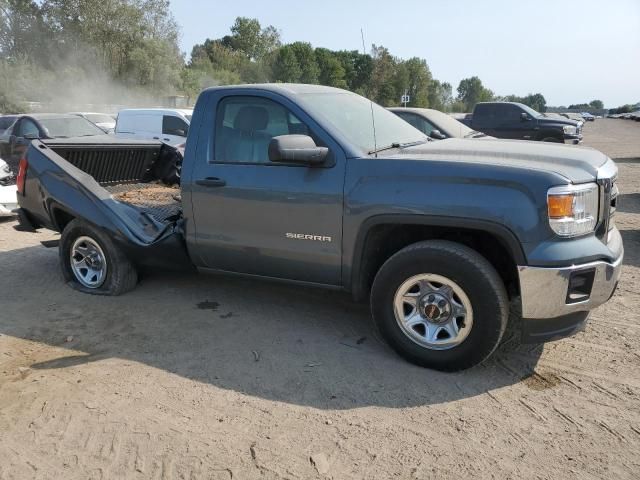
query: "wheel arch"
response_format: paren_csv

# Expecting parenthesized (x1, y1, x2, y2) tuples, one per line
(348, 215, 525, 302)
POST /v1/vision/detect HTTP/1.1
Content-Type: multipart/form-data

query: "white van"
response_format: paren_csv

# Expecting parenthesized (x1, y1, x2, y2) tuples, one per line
(115, 108, 192, 146)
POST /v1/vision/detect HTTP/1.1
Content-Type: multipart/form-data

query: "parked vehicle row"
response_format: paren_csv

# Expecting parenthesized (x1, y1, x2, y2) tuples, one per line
(608, 111, 640, 121)
(0, 107, 194, 166)
(0, 114, 108, 166)
(14, 84, 622, 372)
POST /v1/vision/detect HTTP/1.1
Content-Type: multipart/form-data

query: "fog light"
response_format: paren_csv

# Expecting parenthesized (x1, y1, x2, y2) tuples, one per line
(566, 269, 596, 304)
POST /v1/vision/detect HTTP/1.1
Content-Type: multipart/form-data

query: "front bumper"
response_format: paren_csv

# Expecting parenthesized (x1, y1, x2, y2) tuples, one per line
(518, 251, 623, 342)
(563, 134, 583, 145)
(519, 253, 623, 319)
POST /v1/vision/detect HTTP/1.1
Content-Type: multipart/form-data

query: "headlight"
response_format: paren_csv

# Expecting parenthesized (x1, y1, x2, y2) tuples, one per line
(547, 183, 598, 237)
(563, 125, 577, 135)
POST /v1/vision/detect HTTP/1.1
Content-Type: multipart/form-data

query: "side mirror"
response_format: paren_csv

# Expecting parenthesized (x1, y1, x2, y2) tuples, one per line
(429, 129, 446, 140)
(520, 112, 531, 122)
(268, 135, 328, 166)
(176, 128, 187, 137)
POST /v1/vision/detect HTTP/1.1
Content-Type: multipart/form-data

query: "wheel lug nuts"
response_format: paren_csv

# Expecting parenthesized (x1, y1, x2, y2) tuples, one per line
(428, 295, 435, 302)
(438, 300, 446, 308)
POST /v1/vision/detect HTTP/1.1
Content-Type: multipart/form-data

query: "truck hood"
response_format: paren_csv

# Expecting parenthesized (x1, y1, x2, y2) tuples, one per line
(538, 116, 580, 127)
(390, 138, 609, 183)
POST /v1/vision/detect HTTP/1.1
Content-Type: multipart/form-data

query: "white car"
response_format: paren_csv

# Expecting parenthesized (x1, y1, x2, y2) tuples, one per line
(69, 112, 116, 133)
(0, 158, 17, 217)
(115, 108, 192, 146)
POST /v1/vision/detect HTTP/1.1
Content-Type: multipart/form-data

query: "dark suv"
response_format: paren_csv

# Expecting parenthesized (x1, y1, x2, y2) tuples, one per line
(464, 102, 583, 144)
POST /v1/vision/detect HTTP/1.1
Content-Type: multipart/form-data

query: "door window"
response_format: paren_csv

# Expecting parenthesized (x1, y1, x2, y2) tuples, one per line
(214, 96, 311, 164)
(396, 112, 436, 136)
(16, 119, 39, 138)
(162, 115, 189, 136)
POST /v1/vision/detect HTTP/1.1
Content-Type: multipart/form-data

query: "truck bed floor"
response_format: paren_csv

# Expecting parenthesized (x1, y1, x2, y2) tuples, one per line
(105, 183, 181, 223)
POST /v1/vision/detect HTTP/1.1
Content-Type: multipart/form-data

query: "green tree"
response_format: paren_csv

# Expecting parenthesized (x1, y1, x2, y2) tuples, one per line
(427, 79, 453, 111)
(589, 99, 604, 109)
(370, 45, 397, 106)
(288, 42, 319, 84)
(457, 76, 493, 111)
(0, 0, 46, 60)
(315, 48, 347, 88)
(272, 45, 301, 82)
(224, 17, 281, 61)
(401, 57, 431, 107)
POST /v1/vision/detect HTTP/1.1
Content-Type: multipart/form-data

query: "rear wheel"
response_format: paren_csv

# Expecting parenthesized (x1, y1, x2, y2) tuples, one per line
(60, 219, 138, 295)
(371, 240, 509, 371)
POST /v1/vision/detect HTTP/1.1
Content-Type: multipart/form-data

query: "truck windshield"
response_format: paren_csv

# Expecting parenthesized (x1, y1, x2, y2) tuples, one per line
(301, 92, 427, 154)
(517, 103, 542, 118)
(41, 117, 106, 138)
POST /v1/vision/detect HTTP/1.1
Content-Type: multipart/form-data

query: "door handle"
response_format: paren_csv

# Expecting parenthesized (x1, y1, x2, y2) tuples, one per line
(152, 136, 160, 140)
(163, 138, 171, 141)
(196, 177, 226, 187)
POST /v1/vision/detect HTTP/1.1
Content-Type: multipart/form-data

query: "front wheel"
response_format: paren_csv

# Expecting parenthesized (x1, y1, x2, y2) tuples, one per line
(60, 219, 138, 295)
(371, 240, 509, 371)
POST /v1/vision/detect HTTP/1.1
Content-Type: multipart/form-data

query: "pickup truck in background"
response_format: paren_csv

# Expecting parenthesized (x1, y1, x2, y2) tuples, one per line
(462, 102, 583, 143)
(14, 84, 622, 371)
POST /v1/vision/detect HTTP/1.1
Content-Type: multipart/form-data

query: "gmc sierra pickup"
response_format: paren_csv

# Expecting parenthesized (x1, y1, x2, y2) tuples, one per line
(14, 84, 622, 371)
(462, 102, 583, 143)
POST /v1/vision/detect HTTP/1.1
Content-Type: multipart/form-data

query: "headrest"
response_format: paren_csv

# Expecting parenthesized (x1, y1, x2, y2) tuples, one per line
(234, 106, 269, 132)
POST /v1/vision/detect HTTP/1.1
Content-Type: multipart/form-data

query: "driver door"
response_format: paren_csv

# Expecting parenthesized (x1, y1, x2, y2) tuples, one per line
(189, 94, 346, 285)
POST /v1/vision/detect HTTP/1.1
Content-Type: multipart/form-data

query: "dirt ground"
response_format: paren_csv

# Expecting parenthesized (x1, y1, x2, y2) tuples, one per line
(1, 119, 639, 479)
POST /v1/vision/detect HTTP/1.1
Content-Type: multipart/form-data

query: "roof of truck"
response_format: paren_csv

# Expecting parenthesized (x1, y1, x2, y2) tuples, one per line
(203, 83, 348, 96)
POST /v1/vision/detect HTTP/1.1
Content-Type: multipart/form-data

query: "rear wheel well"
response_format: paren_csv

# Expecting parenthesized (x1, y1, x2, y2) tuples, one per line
(52, 208, 75, 232)
(354, 224, 520, 301)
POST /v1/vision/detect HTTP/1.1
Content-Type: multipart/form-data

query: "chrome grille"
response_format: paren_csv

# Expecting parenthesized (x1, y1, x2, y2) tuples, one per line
(609, 181, 618, 228)
(595, 160, 618, 244)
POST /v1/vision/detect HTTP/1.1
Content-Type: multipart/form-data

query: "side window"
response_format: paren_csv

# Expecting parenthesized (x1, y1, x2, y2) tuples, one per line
(474, 105, 495, 128)
(163, 115, 189, 136)
(214, 96, 311, 164)
(16, 119, 39, 138)
(397, 113, 436, 136)
(505, 105, 522, 123)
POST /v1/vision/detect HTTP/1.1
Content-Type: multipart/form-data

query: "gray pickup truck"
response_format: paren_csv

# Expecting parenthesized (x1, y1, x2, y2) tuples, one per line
(14, 84, 622, 371)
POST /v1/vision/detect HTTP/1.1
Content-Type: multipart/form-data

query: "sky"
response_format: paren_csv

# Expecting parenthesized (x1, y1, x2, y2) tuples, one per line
(169, 0, 640, 107)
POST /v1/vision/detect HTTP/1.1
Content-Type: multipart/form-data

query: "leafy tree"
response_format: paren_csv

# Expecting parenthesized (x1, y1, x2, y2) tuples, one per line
(370, 45, 397, 106)
(400, 57, 431, 107)
(224, 17, 280, 61)
(288, 42, 319, 84)
(272, 45, 302, 82)
(315, 48, 347, 88)
(568, 103, 590, 110)
(427, 80, 453, 111)
(457, 76, 493, 111)
(0, 0, 46, 60)
(589, 99, 604, 109)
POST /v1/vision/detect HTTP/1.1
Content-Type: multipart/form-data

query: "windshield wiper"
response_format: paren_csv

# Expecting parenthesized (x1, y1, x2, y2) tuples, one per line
(368, 139, 430, 155)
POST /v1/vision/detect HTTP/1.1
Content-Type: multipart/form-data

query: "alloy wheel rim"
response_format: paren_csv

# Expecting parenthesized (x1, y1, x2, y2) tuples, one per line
(393, 273, 473, 350)
(70, 236, 107, 288)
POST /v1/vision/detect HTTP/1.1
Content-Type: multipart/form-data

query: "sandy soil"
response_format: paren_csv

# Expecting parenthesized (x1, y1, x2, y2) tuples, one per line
(1, 119, 639, 479)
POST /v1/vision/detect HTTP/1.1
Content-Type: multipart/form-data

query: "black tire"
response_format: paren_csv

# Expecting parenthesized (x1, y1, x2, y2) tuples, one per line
(541, 137, 563, 143)
(59, 219, 138, 295)
(370, 240, 508, 371)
